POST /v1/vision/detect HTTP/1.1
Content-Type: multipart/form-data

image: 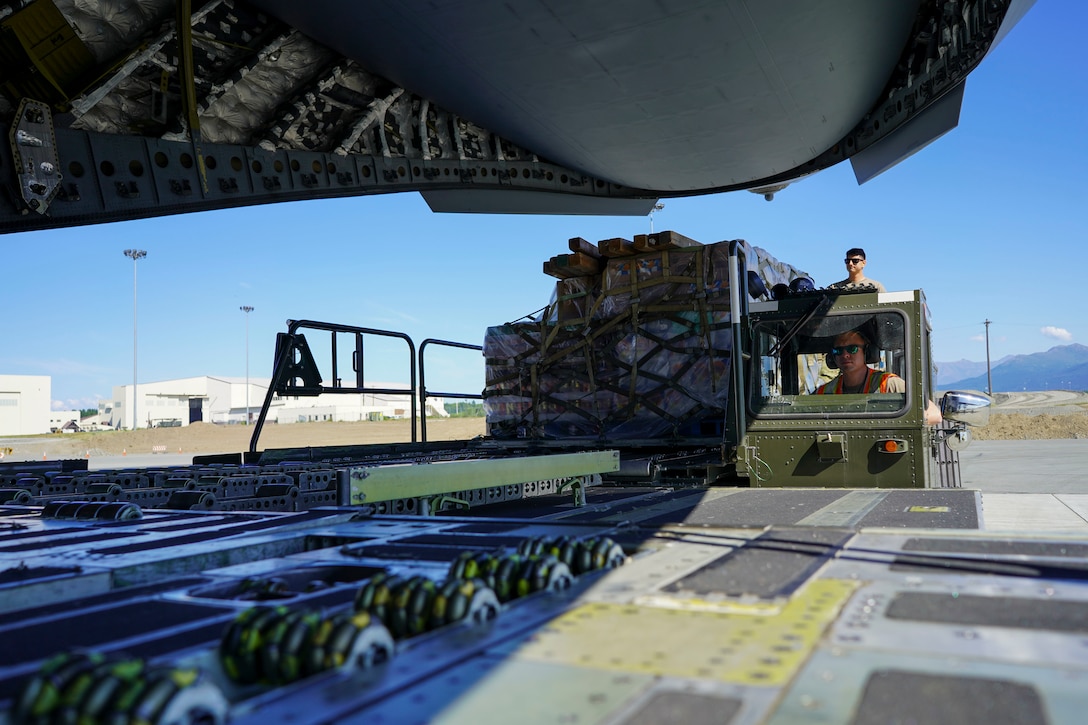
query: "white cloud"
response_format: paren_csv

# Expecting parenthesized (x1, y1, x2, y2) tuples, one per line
(1041, 326, 1073, 342)
(969, 334, 985, 343)
(2, 357, 113, 376)
(366, 302, 421, 325)
(52, 396, 104, 412)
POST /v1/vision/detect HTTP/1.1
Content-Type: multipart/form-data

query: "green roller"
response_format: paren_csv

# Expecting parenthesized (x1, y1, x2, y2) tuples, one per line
(272, 612, 320, 684)
(13, 652, 109, 722)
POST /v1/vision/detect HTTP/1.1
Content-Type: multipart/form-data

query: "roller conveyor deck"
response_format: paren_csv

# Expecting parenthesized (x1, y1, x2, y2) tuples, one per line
(2, 465, 1087, 724)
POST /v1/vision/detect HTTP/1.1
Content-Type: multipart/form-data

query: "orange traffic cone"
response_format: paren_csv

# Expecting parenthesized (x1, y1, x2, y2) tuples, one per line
(42, 452, 46, 460)
(122, 448, 127, 456)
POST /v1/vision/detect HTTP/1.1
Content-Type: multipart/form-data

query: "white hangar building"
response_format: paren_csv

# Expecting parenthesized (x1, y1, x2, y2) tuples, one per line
(109, 376, 449, 430)
(0, 375, 51, 436)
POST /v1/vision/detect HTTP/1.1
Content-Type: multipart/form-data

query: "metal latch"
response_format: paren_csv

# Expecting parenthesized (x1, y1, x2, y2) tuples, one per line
(815, 432, 847, 462)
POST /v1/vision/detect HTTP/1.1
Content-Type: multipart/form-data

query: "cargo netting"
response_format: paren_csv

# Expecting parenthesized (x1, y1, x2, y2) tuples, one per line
(484, 235, 809, 440)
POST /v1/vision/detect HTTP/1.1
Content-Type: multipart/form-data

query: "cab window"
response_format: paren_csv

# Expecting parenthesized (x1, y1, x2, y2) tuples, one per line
(750, 311, 908, 418)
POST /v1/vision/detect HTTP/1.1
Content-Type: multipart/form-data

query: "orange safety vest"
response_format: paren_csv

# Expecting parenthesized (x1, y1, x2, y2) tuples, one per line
(815, 369, 899, 394)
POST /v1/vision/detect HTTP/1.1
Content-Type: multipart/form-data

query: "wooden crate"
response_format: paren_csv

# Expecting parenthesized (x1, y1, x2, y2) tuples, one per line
(632, 230, 703, 252)
(543, 252, 601, 279)
(597, 237, 637, 257)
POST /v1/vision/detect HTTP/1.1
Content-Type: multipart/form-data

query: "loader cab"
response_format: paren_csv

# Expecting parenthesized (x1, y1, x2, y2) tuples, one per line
(750, 308, 912, 418)
(735, 287, 974, 488)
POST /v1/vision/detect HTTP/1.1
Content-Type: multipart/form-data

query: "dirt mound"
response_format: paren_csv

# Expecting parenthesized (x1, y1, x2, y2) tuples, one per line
(4, 418, 489, 462)
(971, 412, 1088, 440)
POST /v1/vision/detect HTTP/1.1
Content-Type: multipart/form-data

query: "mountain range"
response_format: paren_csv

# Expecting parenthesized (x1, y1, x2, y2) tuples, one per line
(937, 343, 1088, 391)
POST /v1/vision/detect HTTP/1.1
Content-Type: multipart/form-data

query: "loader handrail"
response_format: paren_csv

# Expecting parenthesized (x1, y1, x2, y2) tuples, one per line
(249, 319, 417, 454)
(418, 338, 484, 443)
(726, 240, 750, 445)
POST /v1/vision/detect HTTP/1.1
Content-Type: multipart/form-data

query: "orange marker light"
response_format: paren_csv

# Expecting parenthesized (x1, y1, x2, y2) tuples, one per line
(877, 439, 908, 454)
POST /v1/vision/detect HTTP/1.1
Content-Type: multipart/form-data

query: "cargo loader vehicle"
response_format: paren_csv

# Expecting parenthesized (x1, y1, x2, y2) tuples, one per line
(480, 233, 991, 490)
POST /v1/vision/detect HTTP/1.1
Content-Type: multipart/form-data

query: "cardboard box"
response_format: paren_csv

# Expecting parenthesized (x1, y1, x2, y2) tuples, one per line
(556, 278, 594, 323)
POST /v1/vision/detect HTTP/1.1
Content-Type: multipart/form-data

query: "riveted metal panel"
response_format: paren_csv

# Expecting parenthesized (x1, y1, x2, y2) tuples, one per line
(745, 431, 924, 488)
(829, 580, 1088, 669)
(85, 133, 160, 212)
(770, 649, 1083, 725)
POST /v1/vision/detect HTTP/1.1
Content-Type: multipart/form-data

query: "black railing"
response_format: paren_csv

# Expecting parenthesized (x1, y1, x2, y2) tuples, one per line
(249, 319, 418, 454)
(418, 338, 484, 444)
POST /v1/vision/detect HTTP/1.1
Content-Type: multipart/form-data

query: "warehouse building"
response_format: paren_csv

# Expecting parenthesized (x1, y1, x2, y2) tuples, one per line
(109, 376, 449, 429)
(0, 375, 51, 436)
(0, 374, 452, 435)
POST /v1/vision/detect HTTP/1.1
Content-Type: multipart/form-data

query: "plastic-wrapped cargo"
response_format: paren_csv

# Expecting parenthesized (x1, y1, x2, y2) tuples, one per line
(484, 236, 809, 440)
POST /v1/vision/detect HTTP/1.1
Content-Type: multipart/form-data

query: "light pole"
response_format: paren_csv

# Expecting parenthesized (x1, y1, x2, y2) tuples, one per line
(649, 202, 664, 233)
(123, 249, 146, 430)
(984, 319, 992, 396)
(240, 306, 254, 424)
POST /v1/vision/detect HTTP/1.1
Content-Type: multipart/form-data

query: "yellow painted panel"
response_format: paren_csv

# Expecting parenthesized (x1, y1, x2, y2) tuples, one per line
(510, 579, 858, 686)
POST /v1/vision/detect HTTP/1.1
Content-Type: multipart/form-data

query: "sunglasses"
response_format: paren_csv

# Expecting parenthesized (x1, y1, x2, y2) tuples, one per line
(831, 344, 863, 356)
(845, 257, 864, 264)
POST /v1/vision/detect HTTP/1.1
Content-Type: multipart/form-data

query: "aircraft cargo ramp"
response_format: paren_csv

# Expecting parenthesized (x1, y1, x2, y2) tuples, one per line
(2, 466, 1087, 724)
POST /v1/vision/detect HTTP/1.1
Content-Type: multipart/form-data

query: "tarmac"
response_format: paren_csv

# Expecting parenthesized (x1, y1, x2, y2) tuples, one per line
(959, 439, 1088, 493)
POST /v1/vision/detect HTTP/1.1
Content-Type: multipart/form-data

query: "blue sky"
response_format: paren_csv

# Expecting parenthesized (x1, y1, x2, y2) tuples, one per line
(2, 1, 1084, 411)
